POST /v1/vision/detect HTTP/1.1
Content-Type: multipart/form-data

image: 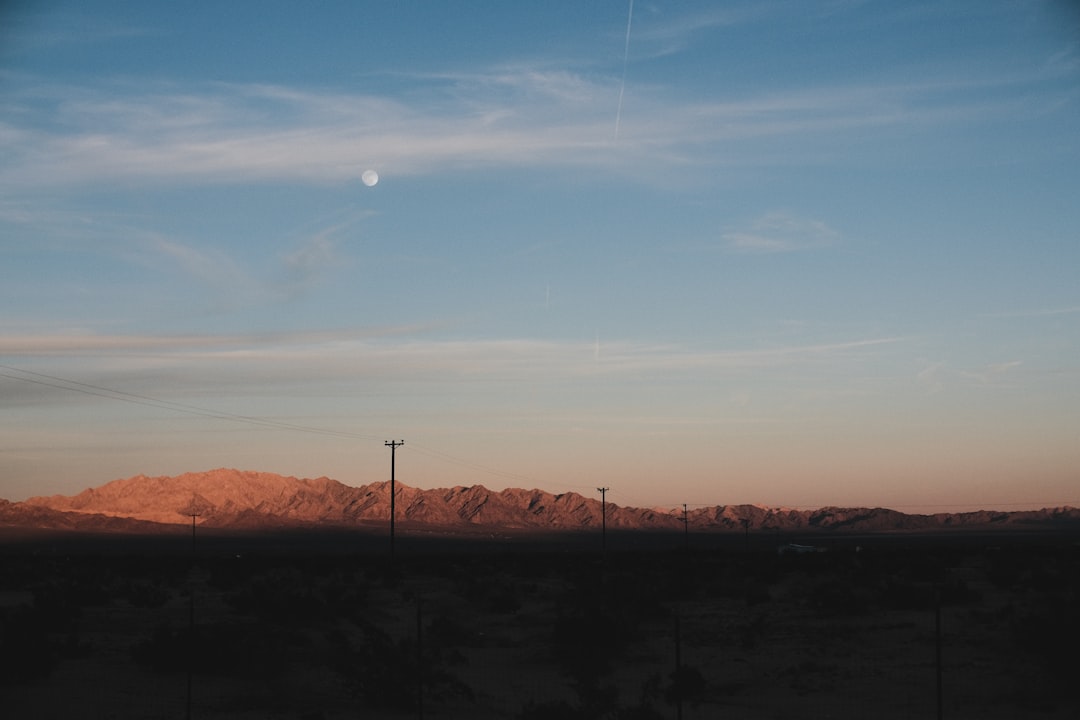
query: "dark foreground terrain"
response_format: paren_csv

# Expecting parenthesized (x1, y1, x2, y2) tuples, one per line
(1, 526, 1077, 719)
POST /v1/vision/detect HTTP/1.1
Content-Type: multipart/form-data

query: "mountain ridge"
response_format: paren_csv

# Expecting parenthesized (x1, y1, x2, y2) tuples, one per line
(4, 468, 1078, 535)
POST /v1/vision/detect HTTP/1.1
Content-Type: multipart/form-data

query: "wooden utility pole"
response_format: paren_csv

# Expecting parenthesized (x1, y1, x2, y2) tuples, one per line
(417, 599, 425, 720)
(682, 503, 689, 551)
(597, 487, 609, 551)
(936, 592, 944, 720)
(674, 615, 684, 720)
(186, 508, 199, 720)
(190, 511, 198, 557)
(385, 440, 404, 558)
(176, 501, 203, 720)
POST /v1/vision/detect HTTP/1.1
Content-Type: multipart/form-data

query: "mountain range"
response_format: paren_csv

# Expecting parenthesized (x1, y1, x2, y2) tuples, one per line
(2, 468, 1078, 535)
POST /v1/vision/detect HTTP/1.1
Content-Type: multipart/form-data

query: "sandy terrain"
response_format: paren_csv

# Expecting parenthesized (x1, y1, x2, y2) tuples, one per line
(0, 530, 1075, 719)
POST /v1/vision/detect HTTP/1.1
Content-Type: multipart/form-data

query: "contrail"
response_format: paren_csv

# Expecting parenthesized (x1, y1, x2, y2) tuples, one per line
(614, 0, 634, 141)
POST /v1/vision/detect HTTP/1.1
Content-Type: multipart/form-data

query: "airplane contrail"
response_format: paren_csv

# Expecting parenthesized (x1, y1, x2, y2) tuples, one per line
(614, 0, 634, 141)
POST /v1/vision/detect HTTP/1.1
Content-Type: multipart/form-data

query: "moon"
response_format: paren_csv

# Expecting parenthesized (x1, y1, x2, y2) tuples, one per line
(361, 169, 379, 187)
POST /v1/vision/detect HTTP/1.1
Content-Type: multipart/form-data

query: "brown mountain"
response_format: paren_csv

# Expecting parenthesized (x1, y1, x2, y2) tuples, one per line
(7, 468, 1079, 534)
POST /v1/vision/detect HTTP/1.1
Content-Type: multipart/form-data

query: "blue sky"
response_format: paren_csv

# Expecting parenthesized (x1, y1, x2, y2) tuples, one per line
(2, 1, 1078, 511)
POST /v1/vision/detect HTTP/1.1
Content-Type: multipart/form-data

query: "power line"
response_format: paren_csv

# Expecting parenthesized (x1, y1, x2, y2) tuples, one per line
(406, 441, 541, 487)
(0, 363, 377, 440)
(0, 362, 545, 488)
(3, 363, 1076, 512)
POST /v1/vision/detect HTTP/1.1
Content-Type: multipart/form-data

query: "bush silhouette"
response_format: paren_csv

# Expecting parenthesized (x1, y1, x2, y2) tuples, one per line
(0, 606, 56, 685)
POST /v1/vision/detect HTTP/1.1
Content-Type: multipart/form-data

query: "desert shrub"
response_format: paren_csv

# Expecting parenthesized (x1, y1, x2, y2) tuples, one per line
(877, 577, 936, 611)
(616, 703, 666, 719)
(30, 584, 82, 636)
(328, 618, 473, 711)
(743, 579, 772, 606)
(519, 697, 665, 720)
(566, 673, 621, 719)
(603, 566, 670, 620)
(132, 620, 295, 678)
(518, 699, 584, 719)
(62, 566, 116, 607)
(322, 581, 370, 620)
(1010, 593, 1080, 689)
(131, 622, 185, 672)
(125, 579, 171, 609)
(0, 606, 56, 684)
(205, 557, 244, 591)
(486, 582, 522, 613)
(227, 573, 326, 624)
(367, 559, 403, 589)
(665, 663, 707, 705)
(452, 567, 523, 614)
(518, 686, 664, 719)
(986, 551, 1026, 589)
(810, 581, 867, 616)
(550, 607, 628, 677)
(427, 612, 480, 649)
(738, 613, 767, 651)
(938, 578, 981, 606)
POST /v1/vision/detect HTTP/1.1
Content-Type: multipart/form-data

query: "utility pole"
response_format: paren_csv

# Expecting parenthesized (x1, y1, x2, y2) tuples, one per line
(175, 500, 203, 720)
(385, 440, 404, 558)
(674, 614, 684, 720)
(682, 503, 689, 551)
(936, 590, 944, 720)
(185, 507, 200, 720)
(189, 510, 199, 557)
(597, 487, 609, 551)
(416, 599, 425, 720)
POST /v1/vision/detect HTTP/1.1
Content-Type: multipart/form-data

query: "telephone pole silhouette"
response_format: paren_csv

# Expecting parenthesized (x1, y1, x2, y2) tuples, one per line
(936, 591, 944, 720)
(597, 487, 609, 551)
(183, 506, 200, 720)
(188, 510, 199, 557)
(682, 503, 689, 551)
(385, 440, 404, 558)
(674, 614, 684, 720)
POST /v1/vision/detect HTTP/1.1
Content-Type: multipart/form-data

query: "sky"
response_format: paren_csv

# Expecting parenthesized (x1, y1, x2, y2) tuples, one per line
(1, 1, 1078, 512)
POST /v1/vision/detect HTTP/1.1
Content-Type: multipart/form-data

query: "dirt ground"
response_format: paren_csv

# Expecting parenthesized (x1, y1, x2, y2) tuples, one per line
(1, 528, 1076, 719)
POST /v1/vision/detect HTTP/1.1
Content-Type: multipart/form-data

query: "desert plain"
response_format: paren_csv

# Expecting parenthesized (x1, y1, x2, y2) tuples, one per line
(1, 523, 1076, 720)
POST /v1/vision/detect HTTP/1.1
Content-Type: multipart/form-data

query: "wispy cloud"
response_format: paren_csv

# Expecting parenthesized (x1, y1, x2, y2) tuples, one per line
(983, 306, 1080, 319)
(959, 360, 1023, 384)
(0, 56, 1067, 190)
(722, 211, 840, 253)
(0, 331, 903, 390)
(280, 225, 347, 298)
(145, 234, 252, 295)
(2, 12, 153, 52)
(629, 5, 770, 58)
(0, 327, 427, 356)
(916, 358, 1024, 392)
(0, 196, 359, 313)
